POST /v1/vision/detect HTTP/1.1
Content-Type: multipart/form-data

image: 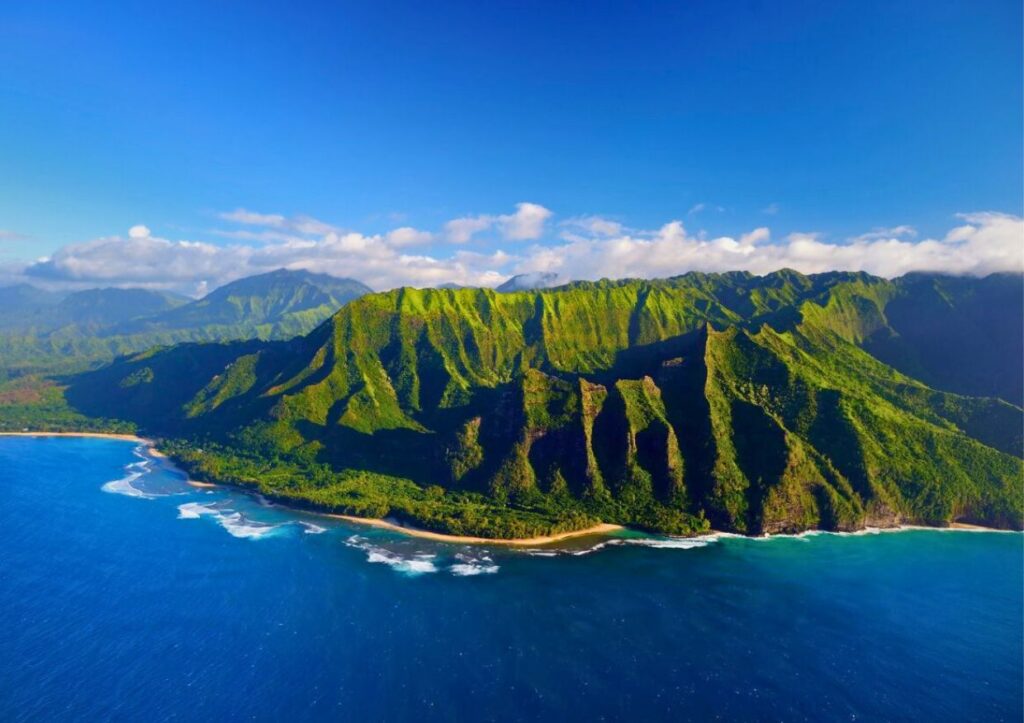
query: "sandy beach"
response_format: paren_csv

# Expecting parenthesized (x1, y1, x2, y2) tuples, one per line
(0, 431, 149, 443)
(0, 431, 622, 545)
(3, 431, 1010, 543)
(948, 522, 999, 531)
(325, 515, 624, 546)
(0, 432, 171, 462)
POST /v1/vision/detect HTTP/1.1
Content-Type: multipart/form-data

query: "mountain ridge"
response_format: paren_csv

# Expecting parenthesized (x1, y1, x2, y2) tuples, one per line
(0, 269, 371, 378)
(40, 269, 1022, 539)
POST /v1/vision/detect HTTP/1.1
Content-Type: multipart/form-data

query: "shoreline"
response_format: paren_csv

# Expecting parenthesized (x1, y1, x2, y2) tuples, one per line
(325, 515, 624, 546)
(0, 431, 150, 443)
(0, 431, 169, 459)
(0, 433, 625, 545)
(2, 431, 1016, 545)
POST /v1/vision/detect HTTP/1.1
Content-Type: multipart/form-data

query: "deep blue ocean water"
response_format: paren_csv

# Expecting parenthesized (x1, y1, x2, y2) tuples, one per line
(0, 437, 1020, 722)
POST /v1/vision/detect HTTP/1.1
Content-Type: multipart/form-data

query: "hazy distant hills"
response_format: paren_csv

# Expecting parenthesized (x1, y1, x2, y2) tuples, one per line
(115, 269, 371, 338)
(56, 270, 1024, 539)
(0, 269, 371, 378)
(0, 284, 187, 333)
(495, 271, 561, 292)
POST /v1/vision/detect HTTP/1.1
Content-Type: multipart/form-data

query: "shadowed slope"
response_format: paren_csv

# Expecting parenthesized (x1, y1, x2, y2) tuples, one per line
(51, 271, 1024, 538)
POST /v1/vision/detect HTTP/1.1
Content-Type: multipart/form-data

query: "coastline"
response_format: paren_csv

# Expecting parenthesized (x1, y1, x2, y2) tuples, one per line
(325, 515, 624, 546)
(2, 431, 1016, 545)
(0, 431, 170, 459)
(0, 431, 150, 443)
(0, 433, 625, 545)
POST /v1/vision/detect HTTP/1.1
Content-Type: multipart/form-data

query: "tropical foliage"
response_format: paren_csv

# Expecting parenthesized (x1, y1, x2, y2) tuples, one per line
(3, 270, 1020, 538)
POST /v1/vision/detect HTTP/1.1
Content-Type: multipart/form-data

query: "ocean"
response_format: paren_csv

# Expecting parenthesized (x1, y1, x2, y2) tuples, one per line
(0, 437, 1020, 721)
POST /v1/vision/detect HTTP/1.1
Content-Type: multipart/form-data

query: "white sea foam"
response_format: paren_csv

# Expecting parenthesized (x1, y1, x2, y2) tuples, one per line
(218, 512, 281, 539)
(533, 532, 733, 557)
(570, 540, 618, 556)
(449, 553, 499, 576)
(177, 502, 283, 539)
(450, 563, 499, 575)
(300, 522, 328, 535)
(101, 456, 159, 499)
(177, 502, 218, 519)
(101, 470, 155, 499)
(622, 537, 711, 549)
(345, 536, 438, 575)
(99, 446, 186, 499)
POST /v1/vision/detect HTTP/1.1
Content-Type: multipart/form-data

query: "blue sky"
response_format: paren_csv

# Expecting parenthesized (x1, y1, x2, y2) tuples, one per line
(0, 0, 1021, 292)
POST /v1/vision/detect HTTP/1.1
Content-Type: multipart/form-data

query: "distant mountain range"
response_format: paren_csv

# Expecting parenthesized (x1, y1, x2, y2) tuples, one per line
(0, 285, 188, 333)
(36, 269, 1022, 540)
(0, 269, 371, 378)
(495, 272, 561, 292)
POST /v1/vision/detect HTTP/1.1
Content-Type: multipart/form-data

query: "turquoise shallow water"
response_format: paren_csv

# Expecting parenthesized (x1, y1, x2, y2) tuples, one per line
(0, 437, 1021, 722)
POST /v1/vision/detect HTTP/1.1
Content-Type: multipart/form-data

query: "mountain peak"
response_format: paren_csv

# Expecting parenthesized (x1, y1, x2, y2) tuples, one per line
(496, 272, 561, 293)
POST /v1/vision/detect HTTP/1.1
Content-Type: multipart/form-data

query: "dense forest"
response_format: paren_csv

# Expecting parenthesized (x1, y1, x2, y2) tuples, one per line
(2, 270, 1020, 538)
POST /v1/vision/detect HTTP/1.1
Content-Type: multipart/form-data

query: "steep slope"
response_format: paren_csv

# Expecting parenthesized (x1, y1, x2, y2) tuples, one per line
(57, 271, 1023, 538)
(786, 273, 1024, 405)
(119, 269, 371, 339)
(866, 273, 1023, 405)
(0, 270, 370, 378)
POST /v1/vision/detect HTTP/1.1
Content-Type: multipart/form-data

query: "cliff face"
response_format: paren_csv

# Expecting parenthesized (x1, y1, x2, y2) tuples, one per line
(65, 271, 1024, 536)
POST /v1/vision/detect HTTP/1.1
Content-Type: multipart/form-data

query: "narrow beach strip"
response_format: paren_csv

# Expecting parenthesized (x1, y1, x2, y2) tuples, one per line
(2, 432, 1011, 543)
(0, 431, 148, 442)
(326, 515, 623, 546)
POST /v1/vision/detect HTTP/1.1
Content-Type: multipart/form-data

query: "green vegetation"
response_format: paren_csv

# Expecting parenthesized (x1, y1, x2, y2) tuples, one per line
(0, 376, 136, 434)
(162, 440, 600, 539)
(1, 270, 1020, 538)
(0, 269, 370, 379)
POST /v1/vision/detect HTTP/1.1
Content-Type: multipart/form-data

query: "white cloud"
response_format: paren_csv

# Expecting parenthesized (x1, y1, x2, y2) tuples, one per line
(11, 207, 1022, 296)
(219, 208, 339, 237)
(739, 227, 770, 246)
(560, 215, 624, 239)
(762, 203, 780, 215)
(850, 225, 917, 243)
(512, 212, 1023, 281)
(444, 215, 493, 244)
(444, 202, 552, 243)
(498, 202, 552, 240)
(23, 226, 509, 294)
(386, 227, 434, 247)
(220, 209, 287, 227)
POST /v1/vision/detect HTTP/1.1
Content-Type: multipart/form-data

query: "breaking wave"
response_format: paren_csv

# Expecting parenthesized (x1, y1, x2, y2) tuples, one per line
(449, 553, 499, 576)
(176, 502, 285, 539)
(621, 537, 714, 549)
(100, 447, 163, 499)
(344, 536, 439, 575)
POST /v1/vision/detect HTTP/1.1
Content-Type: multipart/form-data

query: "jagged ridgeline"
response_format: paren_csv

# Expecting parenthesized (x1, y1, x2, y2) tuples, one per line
(65, 271, 1024, 537)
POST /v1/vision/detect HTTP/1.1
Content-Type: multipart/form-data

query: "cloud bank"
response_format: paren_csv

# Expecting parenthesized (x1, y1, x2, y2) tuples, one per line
(444, 202, 553, 243)
(12, 205, 1023, 296)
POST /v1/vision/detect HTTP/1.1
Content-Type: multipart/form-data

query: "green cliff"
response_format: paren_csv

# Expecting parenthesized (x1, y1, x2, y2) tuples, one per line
(19, 270, 1024, 538)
